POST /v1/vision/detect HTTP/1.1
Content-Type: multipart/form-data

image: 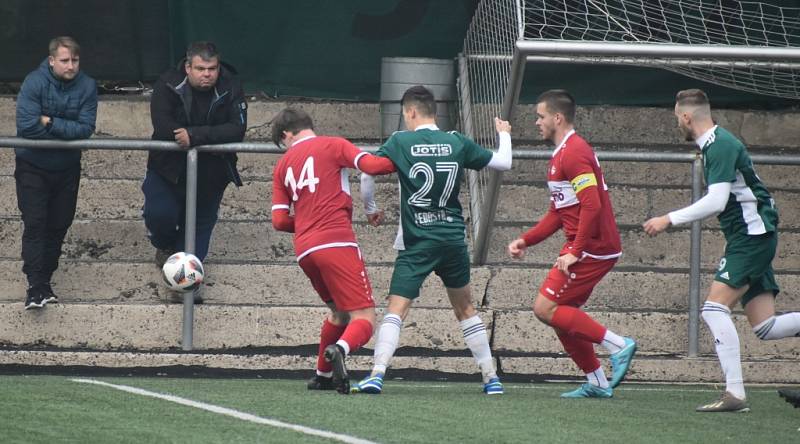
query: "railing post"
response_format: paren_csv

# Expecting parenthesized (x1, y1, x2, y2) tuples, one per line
(182, 148, 199, 351)
(688, 154, 703, 357)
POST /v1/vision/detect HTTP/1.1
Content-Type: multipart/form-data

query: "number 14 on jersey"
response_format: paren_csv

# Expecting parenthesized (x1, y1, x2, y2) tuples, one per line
(285, 157, 320, 201)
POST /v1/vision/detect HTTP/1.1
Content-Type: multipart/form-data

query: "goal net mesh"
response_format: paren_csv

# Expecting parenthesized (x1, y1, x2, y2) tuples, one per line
(459, 0, 800, 259)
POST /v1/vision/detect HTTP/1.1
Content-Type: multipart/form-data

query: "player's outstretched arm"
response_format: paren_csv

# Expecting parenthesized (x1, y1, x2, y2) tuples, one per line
(486, 117, 512, 171)
(510, 209, 562, 259)
(356, 152, 396, 176)
(643, 182, 731, 236)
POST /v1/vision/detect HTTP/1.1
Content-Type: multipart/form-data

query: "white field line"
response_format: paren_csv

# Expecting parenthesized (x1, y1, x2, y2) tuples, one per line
(71, 378, 378, 444)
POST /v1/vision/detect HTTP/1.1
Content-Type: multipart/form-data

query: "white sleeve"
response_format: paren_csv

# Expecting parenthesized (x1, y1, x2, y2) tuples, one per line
(360, 173, 380, 215)
(486, 132, 512, 171)
(667, 182, 732, 225)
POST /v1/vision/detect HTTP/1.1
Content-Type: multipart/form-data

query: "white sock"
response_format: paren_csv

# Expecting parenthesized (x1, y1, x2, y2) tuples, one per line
(753, 313, 800, 340)
(701, 301, 745, 400)
(586, 366, 610, 389)
(601, 329, 626, 354)
(460, 315, 497, 383)
(371, 313, 402, 377)
(335, 339, 350, 357)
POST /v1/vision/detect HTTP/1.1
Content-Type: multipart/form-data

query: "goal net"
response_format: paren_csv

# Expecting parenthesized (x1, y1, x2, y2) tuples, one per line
(459, 0, 800, 263)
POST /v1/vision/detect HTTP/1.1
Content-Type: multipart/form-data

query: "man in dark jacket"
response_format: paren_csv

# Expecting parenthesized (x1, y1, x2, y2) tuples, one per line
(143, 41, 246, 302)
(15, 36, 97, 310)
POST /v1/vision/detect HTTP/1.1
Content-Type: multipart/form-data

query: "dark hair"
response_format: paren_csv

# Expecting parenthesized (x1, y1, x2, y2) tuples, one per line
(186, 41, 219, 64)
(401, 85, 436, 117)
(271, 108, 314, 147)
(675, 88, 709, 108)
(49, 36, 80, 56)
(536, 89, 576, 123)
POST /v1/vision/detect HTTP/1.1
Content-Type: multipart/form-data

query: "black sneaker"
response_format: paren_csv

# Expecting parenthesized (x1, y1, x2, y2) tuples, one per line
(307, 374, 336, 390)
(155, 248, 175, 270)
(24, 287, 45, 310)
(41, 283, 58, 304)
(323, 344, 350, 394)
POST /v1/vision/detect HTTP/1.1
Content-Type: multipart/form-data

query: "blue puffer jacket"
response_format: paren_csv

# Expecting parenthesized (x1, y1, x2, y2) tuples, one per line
(15, 58, 97, 171)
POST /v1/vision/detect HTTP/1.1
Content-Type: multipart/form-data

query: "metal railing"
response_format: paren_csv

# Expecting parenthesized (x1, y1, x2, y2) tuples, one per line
(0, 137, 285, 351)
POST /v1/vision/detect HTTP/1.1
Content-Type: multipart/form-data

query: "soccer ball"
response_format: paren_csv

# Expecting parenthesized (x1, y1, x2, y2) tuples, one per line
(161, 252, 204, 292)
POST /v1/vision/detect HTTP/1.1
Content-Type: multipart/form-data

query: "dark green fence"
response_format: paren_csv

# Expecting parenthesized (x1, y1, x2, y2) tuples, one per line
(1, 0, 797, 107)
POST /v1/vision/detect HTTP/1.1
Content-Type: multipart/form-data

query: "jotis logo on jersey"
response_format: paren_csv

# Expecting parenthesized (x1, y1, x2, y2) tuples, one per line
(411, 144, 452, 157)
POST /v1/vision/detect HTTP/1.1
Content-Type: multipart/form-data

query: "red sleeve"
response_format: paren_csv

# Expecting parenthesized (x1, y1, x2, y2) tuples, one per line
(271, 159, 294, 232)
(271, 208, 295, 233)
(521, 206, 562, 246)
(563, 148, 601, 257)
(336, 138, 396, 175)
(357, 153, 396, 175)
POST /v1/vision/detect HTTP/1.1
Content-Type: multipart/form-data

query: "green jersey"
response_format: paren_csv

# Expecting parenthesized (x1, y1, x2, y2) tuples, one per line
(377, 126, 493, 250)
(702, 126, 778, 239)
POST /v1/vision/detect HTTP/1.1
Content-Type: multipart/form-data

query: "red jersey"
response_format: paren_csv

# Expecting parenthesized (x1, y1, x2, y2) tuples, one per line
(272, 136, 370, 260)
(522, 130, 621, 259)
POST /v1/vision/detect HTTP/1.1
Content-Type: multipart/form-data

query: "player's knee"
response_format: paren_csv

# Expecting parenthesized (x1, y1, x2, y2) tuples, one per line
(329, 311, 350, 325)
(532, 304, 553, 323)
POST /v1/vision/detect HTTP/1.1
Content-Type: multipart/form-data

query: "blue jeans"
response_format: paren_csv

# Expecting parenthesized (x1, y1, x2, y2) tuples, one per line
(141, 169, 227, 261)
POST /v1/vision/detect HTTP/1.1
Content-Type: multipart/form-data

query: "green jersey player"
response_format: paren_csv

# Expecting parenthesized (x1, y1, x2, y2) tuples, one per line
(644, 88, 800, 412)
(354, 85, 512, 395)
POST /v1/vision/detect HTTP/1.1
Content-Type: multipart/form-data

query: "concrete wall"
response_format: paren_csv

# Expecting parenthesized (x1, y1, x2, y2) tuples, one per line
(0, 95, 798, 383)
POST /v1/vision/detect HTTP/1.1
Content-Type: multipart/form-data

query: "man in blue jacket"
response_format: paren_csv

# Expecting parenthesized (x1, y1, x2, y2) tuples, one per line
(143, 41, 246, 303)
(15, 36, 97, 310)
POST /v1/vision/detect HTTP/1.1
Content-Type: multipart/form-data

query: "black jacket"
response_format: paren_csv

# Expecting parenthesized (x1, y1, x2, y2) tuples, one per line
(148, 59, 246, 186)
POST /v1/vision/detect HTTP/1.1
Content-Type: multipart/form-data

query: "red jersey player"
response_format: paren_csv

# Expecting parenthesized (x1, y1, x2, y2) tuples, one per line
(270, 108, 395, 394)
(507, 90, 637, 398)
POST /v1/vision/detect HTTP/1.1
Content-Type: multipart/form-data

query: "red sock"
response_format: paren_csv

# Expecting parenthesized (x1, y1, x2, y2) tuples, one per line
(549, 305, 607, 344)
(317, 319, 346, 373)
(338, 318, 374, 355)
(557, 331, 601, 373)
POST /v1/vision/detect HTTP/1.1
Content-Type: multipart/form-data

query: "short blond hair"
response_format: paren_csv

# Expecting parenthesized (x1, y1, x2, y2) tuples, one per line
(49, 36, 80, 57)
(675, 88, 711, 118)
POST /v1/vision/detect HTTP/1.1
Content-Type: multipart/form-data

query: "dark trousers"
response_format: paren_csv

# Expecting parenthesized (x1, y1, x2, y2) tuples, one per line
(14, 157, 81, 287)
(141, 169, 227, 261)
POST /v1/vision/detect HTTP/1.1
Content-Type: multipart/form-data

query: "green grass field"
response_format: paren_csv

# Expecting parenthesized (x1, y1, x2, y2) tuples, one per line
(1, 375, 797, 443)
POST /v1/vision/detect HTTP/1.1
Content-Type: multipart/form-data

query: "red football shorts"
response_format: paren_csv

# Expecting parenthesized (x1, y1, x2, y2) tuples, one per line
(298, 246, 375, 312)
(538, 257, 617, 307)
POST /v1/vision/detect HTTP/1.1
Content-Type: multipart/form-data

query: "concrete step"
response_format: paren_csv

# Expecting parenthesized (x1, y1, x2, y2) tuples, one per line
(0, 260, 797, 312)
(1, 350, 797, 384)
(2, 304, 797, 361)
(0, 260, 491, 309)
(0, 304, 492, 352)
(4, 96, 800, 146)
(487, 225, 800, 270)
(5, 148, 797, 196)
(487, 267, 800, 312)
(1, 217, 798, 270)
(3, 174, 800, 230)
(494, 183, 800, 227)
(494, 310, 800, 358)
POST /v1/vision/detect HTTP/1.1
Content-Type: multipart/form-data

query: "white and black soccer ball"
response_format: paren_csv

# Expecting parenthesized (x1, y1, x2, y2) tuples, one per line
(161, 252, 204, 292)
